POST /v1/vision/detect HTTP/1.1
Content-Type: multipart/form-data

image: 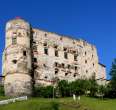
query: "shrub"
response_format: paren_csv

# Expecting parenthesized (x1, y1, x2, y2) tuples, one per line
(0, 85, 4, 96)
(58, 80, 70, 97)
(34, 85, 54, 98)
(33, 78, 106, 98)
(89, 79, 98, 97)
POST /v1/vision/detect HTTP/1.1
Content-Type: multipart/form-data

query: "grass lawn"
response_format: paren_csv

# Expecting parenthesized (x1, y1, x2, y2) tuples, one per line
(80, 96, 116, 110)
(0, 96, 116, 110)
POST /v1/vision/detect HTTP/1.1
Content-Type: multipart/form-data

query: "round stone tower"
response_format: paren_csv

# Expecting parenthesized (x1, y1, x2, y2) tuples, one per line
(3, 18, 32, 96)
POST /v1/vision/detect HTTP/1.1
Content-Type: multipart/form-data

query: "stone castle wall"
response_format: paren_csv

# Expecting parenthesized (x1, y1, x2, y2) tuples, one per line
(32, 29, 100, 86)
(2, 18, 106, 96)
(3, 19, 32, 96)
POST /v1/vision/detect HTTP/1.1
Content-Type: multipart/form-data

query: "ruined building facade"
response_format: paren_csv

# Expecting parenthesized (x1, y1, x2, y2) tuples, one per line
(2, 18, 106, 96)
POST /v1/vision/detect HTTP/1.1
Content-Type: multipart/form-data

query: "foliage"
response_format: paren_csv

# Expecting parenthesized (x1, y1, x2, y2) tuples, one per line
(33, 76, 106, 98)
(58, 78, 98, 97)
(110, 59, 116, 96)
(106, 58, 116, 98)
(88, 77, 98, 97)
(34, 85, 54, 98)
(57, 80, 70, 97)
(0, 85, 4, 96)
(97, 85, 106, 99)
(69, 79, 90, 96)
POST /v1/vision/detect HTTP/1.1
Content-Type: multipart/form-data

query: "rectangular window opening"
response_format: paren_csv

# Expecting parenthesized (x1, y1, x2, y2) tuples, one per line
(33, 46, 37, 52)
(12, 37, 17, 45)
(75, 66, 77, 71)
(55, 68, 59, 74)
(64, 52, 68, 59)
(33, 58, 37, 63)
(61, 63, 65, 68)
(54, 62, 58, 67)
(68, 64, 71, 69)
(23, 51, 26, 56)
(44, 48, 48, 55)
(74, 54, 77, 61)
(43, 42, 47, 46)
(55, 50, 58, 57)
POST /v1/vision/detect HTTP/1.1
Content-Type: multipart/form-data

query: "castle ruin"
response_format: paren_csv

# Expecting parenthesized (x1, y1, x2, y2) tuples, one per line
(2, 18, 106, 96)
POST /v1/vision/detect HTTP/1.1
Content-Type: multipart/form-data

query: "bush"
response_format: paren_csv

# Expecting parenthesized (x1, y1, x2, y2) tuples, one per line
(89, 78, 98, 97)
(70, 79, 91, 96)
(104, 84, 116, 98)
(34, 85, 54, 98)
(57, 79, 98, 97)
(58, 80, 70, 97)
(0, 85, 4, 96)
(33, 78, 105, 98)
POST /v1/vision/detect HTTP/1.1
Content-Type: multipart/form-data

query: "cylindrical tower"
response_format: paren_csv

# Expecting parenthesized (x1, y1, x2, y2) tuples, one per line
(3, 18, 32, 96)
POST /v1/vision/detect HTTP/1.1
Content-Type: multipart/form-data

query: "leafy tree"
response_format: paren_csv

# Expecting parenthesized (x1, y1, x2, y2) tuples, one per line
(33, 77, 103, 98)
(70, 80, 86, 96)
(57, 78, 98, 97)
(89, 75, 98, 97)
(104, 84, 113, 98)
(97, 85, 106, 99)
(58, 80, 70, 97)
(43, 86, 54, 98)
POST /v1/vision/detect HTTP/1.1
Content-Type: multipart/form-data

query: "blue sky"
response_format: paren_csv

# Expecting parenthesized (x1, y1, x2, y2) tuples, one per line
(0, 0, 115, 79)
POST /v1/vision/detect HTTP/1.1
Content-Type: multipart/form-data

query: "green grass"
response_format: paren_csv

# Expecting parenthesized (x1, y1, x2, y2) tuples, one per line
(80, 96, 116, 110)
(0, 96, 116, 110)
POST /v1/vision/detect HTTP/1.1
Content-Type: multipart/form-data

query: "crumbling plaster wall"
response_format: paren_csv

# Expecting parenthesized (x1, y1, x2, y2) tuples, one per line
(3, 18, 106, 96)
(32, 29, 99, 86)
(3, 19, 32, 96)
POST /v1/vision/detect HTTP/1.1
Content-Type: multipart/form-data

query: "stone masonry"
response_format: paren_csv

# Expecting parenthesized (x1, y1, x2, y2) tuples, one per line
(2, 18, 106, 96)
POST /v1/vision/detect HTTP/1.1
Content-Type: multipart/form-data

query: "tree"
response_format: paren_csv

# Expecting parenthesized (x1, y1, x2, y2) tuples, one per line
(109, 58, 116, 97)
(97, 85, 106, 99)
(70, 80, 87, 96)
(89, 75, 98, 97)
(58, 80, 70, 97)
